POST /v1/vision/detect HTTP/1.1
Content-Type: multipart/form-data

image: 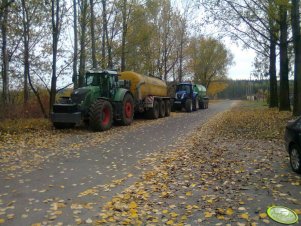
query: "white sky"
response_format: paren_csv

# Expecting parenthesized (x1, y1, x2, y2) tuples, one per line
(226, 43, 256, 80)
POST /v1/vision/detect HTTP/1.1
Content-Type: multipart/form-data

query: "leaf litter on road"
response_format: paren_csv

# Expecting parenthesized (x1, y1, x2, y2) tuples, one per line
(89, 102, 300, 225)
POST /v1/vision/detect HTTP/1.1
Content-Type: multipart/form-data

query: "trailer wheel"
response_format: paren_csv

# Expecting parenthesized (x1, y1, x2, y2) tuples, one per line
(185, 99, 193, 112)
(120, 93, 134, 125)
(165, 100, 171, 116)
(159, 100, 166, 118)
(147, 99, 159, 119)
(199, 101, 204, 109)
(89, 99, 113, 131)
(53, 122, 75, 129)
(193, 97, 199, 111)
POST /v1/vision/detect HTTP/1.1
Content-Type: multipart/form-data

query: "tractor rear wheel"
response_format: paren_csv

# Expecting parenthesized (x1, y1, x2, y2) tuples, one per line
(89, 99, 113, 131)
(120, 93, 134, 125)
(159, 100, 166, 118)
(147, 99, 159, 119)
(165, 100, 171, 116)
(185, 99, 193, 112)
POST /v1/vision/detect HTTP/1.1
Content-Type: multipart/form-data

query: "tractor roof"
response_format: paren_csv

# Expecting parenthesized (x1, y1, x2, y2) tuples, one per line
(86, 69, 118, 75)
(178, 82, 193, 85)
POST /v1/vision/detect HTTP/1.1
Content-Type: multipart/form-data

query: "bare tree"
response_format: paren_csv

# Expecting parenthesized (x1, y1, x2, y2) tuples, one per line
(21, 0, 47, 117)
(90, 0, 97, 68)
(49, 0, 61, 113)
(292, 0, 301, 116)
(278, 2, 290, 111)
(72, 0, 78, 88)
(121, 0, 127, 71)
(0, 0, 13, 105)
(78, 0, 88, 87)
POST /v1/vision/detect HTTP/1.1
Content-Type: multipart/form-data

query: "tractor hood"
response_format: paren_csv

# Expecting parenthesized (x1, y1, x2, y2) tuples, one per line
(71, 86, 99, 104)
(175, 90, 187, 100)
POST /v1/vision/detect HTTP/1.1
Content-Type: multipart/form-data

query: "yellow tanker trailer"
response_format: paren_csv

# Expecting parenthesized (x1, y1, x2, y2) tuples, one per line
(119, 71, 171, 119)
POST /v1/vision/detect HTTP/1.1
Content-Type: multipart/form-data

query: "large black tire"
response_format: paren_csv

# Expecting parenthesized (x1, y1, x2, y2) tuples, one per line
(289, 144, 301, 174)
(185, 99, 193, 112)
(193, 97, 199, 111)
(147, 100, 159, 119)
(199, 101, 205, 109)
(159, 100, 166, 118)
(165, 100, 171, 117)
(53, 122, 75, 129)
(120, 93, 134, 125)
(89, 99, 113, 131)
(171, 99, 176, 112)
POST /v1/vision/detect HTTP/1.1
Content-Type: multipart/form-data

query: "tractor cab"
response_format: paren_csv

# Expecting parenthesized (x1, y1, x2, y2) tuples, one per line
(85, 70, 119, 99)
(175, 83, 193, 99)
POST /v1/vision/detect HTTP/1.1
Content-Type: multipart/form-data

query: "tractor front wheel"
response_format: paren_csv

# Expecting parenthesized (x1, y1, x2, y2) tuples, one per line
(89, 99, 113, 131)
(185, 99, 193, 112)
(120, 93, 134, 125)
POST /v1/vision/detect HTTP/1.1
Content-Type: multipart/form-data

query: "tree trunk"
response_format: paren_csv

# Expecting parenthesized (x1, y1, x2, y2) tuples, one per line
(1, 0, 9, 105)
(279, 3, 291, 111)
(121, 0, 127, 71)
(105, 14, 113, 68)
(72, 0, 78, 88)
(292, 0, 301, 116)
(78, 0, 88, 87)
(90, 0, 97, 69)
(21, 0, 29, 106)
(49, 0, 60, 114)
(178, 47, 183, 82)
(101, 0, 106, 69)
(269, 35, 278, 108)
(268, 2, 278, 108)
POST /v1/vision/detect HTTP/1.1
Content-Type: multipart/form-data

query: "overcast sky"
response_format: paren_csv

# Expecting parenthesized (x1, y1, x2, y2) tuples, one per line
(227, 43, 256, 80)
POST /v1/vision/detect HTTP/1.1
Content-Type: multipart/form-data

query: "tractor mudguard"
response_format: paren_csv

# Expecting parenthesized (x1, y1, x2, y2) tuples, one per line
(113, 88, 133, 102)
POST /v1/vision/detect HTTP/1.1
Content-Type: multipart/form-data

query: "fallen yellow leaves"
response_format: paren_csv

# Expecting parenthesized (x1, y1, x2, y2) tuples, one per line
(226, 208, 234, 216)
(31, 223, 42, 226)
(204, 212, 215, 218)
(78, 188, 98, 197)
(129, 201, 137, 209)
(239, 213, 249, 220)
(259, 212, 267, 219)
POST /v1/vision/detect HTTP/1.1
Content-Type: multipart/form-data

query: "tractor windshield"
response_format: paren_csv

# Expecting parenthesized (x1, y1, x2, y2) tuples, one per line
(176, 84, 191, 93)
(86, 73, 108, 86)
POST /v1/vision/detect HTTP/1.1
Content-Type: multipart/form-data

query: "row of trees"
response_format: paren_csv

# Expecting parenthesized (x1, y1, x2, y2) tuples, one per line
(200, 0, 301, 115)
(0, 0, 232, 118)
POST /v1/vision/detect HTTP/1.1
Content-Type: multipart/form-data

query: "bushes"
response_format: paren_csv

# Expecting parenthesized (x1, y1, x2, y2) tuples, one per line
(0, 90, 49, 120)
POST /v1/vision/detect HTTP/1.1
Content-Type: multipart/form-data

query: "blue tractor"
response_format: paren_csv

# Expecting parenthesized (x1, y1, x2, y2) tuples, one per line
(172, 82, 209, 112)
(172, 82, 199, 112)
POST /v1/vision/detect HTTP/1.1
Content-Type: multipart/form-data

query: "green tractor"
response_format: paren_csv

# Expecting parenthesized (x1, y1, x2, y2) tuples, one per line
(51, 69, 134, 131)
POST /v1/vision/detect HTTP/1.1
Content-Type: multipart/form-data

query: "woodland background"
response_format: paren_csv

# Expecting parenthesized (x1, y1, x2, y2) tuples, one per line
(0, 0, 300, 119)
